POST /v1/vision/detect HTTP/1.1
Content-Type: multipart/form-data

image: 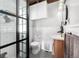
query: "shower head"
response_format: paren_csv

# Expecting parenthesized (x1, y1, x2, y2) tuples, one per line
(0, 10, 14, 23)
(3, 15, 12, 23)
(0, 10, 12, 23)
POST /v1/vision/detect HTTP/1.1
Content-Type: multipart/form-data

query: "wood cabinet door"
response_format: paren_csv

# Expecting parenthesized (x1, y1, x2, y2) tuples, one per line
(69, 35, 74, 58)
(65, 34, 70, 58)
(65, 33, 79, 58)
(73, 35, 79, 58)
(54, 40, 64, 58)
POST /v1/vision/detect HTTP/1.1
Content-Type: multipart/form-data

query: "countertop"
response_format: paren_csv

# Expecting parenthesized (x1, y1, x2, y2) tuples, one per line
(53, 35, 64, 40)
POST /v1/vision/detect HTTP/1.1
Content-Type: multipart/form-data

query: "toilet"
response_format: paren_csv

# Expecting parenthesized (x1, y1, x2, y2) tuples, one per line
(30, 41, 40, 54)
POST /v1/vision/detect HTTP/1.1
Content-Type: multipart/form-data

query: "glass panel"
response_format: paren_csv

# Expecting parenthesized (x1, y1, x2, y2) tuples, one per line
(19, 19, 22, 24)
(23, 19, 27, 24)
(23, 25, 27, 33)
(19, 40, 26, 58)
(23, 33, 26, 39)
(23, 8, 26, 15)
(23, 42, 26, 52)
(19, 19, 26, 25)
(19, 0, 26, 17)
(22, 54, 26, 58)
(20, 42, 22, 50)
(19, 8, 26, 17)
(18, 0, 27, 58)
(0, 16, 16, 46)
(19, 25, 26, 33)
(19, 25, 22, 33)
(19, 33, 23, 40)
(19, 52, 22, 58)
(0, 0, 17, 58)
(0, 0, 27, 58)
(19, 9, 22, 16)
(19, 33, 26, 40)
(0, 0, 16, 46)
(1, 44, 16, 58)
(0, 0, 16, 14)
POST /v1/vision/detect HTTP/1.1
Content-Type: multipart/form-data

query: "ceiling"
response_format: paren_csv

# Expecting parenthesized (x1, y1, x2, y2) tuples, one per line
(29, 0, 59, 5)
(47, 0, 59, 3)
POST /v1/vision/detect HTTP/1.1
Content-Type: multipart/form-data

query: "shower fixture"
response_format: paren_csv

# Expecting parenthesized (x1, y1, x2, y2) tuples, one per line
(0, 13, 12, 23)
(0, 10, 26, 23)
(0, 10, 12, 23)
(3, 15, 12, 23)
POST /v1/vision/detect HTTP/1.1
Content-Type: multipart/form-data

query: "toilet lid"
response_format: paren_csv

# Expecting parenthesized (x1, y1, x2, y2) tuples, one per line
(31, 42, 39, 46)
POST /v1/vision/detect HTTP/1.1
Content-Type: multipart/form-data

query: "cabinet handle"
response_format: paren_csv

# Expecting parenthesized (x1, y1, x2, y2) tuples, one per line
(68, 32, 72, 35)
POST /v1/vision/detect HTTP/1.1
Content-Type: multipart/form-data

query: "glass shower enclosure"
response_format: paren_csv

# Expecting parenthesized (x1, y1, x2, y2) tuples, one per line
(0, 0, 29, 58)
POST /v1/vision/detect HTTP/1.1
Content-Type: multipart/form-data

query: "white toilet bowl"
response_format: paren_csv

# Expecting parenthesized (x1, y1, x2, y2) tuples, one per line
(30, 41, 40, 54)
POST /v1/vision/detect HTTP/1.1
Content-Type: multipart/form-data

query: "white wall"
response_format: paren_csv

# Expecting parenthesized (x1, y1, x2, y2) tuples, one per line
(66, 0, 79, 25)
(65, 0, 79, 35)
(30, 1, 60, 53)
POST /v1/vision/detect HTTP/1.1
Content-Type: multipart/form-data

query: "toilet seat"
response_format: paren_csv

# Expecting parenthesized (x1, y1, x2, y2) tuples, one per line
(31, 42, 39, 46)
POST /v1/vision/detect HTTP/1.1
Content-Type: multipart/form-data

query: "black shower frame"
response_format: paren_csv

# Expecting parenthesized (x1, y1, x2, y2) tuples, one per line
(0, 0, 29, 58)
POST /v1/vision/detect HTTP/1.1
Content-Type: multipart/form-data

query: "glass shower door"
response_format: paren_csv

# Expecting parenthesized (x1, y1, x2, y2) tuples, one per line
(0, 0, 17, 58)
(0, 0, 29, 58)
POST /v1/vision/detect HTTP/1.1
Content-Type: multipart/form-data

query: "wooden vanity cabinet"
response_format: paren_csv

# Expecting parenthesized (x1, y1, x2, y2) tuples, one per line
(65, 33, 79, 58)
(53, 39, 64, 58)
(65, 33, 73, 58)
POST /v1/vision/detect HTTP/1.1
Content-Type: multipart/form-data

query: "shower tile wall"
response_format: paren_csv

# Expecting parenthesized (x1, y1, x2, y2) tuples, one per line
(0, 0, 17, 58)
(0, 15, 16, 57)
